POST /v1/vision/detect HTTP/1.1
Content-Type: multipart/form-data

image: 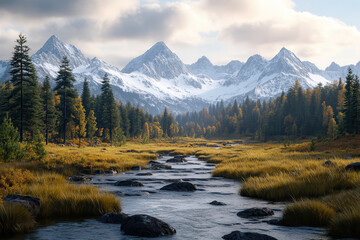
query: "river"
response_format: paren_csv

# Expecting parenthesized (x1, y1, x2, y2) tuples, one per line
(9, 155, 328, 240)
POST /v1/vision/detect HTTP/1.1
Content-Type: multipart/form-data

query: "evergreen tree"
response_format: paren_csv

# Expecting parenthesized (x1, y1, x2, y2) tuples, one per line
(41, 76, 56, 144)
(0, 81, 12, 122)
(54, 57, 77, 144)
(98, 74, 123, 144)
(81, 78, 91, 117)
(9, 34, 42, 141)
(0, 114, 22, 162)
(86, 110, 97, 139)
(344, 68, 355, 133)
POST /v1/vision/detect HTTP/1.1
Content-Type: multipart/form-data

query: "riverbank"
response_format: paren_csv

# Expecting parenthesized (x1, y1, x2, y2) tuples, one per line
(1, 137, 359, 238)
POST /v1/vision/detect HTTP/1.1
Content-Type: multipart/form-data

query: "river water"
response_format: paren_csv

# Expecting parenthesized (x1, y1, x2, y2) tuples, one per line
(10, 155, 328, 240)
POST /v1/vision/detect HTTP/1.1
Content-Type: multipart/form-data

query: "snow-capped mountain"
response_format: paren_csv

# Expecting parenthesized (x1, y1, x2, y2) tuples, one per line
(122, 41, 188, 80)
(187, 56, 243, 80)
(0, 35, 359, 114)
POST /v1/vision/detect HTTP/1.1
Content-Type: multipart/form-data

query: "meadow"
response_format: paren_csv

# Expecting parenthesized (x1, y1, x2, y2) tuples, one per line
(0, 137, 359, 238)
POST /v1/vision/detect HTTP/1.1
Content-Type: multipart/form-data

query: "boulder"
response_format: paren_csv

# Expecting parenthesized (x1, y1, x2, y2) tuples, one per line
(166, 158, 187, 163)
(160, 182, 196, 192)
(68, 174, 92, 182)
(115, 180, 144, 187)
(99, 212, 128, 224)
(3, 194, 41, 216)
(121, 214, 176, 237)
(345, 162, 360, 172)
(209, 200, 226, 206)
(323, 160, 335, 167)
(237, 207, 274, 218)
(136, 172, 153, 176)
(222, 231, 277, 240)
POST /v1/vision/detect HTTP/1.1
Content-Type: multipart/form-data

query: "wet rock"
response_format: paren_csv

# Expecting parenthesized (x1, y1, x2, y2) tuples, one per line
(131, 166, 144, 170)
(166, 158, 187, 163)
(121, 214, 176, 237)
(99, 212, 128, 224)
(209, 200, 226, 206)
(136, 172, 153, 176)
(222, 231, 277, 240)
(3, 194, 41, 216)
(68, 174, 92, 182)
(345, 162, 360, 172)
(149, 164, 172, 170)
(160, 182, 197, 192)
(148, 160, 161, 165)
(266, 219, 283, 226)
(237, 208, 274, 218)
(323, 160, 335, 167)
(93, 170, 104, 175)
(114, 180, 144, 187)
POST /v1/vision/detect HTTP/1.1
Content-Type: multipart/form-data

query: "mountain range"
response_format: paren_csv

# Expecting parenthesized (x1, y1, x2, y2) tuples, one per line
(0, 35, 359, 114)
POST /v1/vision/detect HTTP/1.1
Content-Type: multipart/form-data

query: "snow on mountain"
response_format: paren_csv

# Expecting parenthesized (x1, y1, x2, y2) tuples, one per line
(122, 41, 188, 80)
(1, 35, 360, 113)
(187, 56, 243, 80)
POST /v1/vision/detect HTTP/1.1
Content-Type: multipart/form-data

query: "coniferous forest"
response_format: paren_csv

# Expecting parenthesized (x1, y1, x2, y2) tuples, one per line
(1, 34, 360, 146)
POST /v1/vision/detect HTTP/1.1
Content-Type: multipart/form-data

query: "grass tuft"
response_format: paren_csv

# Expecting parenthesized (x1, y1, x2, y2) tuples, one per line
(282, 200, 335, 227)
(22, 184, 120, 218)
(329, 208, 360, 238)
(0, 204, 35, 235)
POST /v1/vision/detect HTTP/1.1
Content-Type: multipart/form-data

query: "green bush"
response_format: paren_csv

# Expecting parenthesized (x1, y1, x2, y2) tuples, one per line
(0, 115, 23, 162)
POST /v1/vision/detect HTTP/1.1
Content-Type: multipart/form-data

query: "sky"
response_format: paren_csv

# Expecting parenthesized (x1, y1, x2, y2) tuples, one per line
(0, 0, 360, 69)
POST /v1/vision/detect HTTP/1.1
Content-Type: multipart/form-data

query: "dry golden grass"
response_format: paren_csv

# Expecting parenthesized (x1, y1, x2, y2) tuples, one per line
(0, 204, 35, 235)
(22, 183, 120, 219)
(282, 200, 336, 227)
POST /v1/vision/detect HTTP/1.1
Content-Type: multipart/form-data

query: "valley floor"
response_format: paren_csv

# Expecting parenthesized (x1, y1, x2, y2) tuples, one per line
(0, 137, 359, 239)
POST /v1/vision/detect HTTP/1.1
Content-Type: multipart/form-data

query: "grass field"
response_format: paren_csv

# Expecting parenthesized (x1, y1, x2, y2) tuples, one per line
(0, 137, 359, 237)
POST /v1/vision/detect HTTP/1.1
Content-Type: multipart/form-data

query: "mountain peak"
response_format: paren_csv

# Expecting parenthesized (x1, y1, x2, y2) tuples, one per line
(32, 35, 90, 70)
(325, 62, 341, 71)
(122, 41, 188, 79)
(273, 47, 298, 61)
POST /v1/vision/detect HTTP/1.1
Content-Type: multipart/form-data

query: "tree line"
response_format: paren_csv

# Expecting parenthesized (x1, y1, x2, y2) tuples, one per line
(0, 34, 178, 145)
(1, 34, 359, 145)
(176, 70, 359, 140)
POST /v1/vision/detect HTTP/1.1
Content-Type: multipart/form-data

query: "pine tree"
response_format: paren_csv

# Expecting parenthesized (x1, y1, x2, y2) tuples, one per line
(344, 68, 355, 133)
(98, 74, 123, 144)
(0, 114, 22, 162)
(41, 76, 56, 144)
(54, 57, 77, 144)
(0, 81, 12, 122)
(9, 34, 42, 141)
(81, 78, 91, 117)
(86, 110, 97, 139)
(352, 75, 360, 133)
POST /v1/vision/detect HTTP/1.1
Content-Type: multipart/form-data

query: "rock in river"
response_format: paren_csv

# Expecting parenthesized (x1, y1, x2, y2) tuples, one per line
(114, 180, 144, 187)
(209, 200, 226, 206)
(345, 162, 360, 172)
(121, 214, 176, 237)
(222, 231, 277, 240)
(237, 207, 274, 218)
(3, 194, 41, 216)
(68, 174, 92, 182)
(160, 182, 197, 191)
(99, 212, 128, 224)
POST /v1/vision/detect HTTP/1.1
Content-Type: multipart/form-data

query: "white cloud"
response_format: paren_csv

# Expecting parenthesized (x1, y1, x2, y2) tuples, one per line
(0, 0, 360, 69)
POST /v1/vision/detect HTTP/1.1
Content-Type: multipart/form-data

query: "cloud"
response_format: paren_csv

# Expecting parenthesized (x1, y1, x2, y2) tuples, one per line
(0, 0, 360, 68)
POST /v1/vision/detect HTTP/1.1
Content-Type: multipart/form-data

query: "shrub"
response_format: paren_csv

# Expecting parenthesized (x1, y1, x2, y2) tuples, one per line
(0, 204, 35, 235)
(0, 115, 23, 162)
(0, 168, 35, 199)
(282, 200, 335, 227)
